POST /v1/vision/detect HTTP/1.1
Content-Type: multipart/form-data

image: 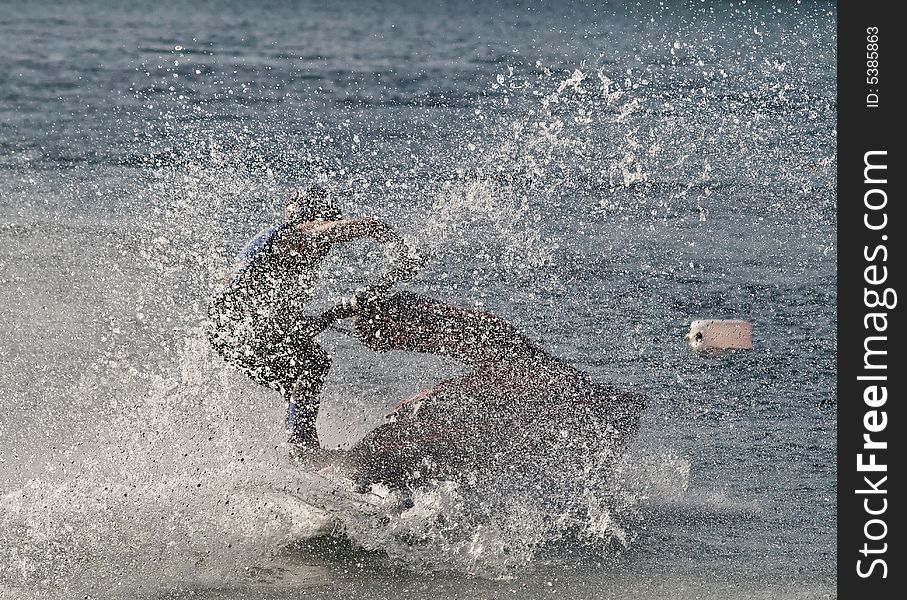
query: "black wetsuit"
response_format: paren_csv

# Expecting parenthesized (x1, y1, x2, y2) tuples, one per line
(206, 223, 329, 444)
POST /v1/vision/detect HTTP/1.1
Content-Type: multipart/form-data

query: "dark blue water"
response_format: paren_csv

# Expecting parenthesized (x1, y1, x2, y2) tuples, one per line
(0, 1, 836, 598)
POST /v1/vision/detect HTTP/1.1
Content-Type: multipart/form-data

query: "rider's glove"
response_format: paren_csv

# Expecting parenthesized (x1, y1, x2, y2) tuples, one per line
(340, 286, 380, 312)
(340, 292, 359, 311)
(384, 242, 425, 282)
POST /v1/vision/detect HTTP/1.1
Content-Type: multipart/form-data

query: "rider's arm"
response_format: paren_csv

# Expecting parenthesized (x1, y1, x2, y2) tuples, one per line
(301, 218, 423, 281)
(305, 218, 425, 330)
(297, 218, 403, 246)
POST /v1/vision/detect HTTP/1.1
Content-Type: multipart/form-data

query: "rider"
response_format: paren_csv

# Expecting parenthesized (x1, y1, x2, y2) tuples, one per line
(206, 185, 419, 448)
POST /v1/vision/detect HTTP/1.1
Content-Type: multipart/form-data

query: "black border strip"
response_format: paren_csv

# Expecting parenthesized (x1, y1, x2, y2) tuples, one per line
(838, 1, 902, 596)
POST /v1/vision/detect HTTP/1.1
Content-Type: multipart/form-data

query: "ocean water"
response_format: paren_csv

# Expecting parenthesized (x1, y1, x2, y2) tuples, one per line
(0, 1, 837, 598)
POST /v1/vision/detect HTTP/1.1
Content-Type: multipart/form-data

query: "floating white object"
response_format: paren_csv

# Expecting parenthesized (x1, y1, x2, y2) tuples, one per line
(686, 319, 753, 352)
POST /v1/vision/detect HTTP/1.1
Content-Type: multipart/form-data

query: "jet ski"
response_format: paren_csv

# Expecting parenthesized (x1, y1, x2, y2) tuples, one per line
(314, 291, 645, 490)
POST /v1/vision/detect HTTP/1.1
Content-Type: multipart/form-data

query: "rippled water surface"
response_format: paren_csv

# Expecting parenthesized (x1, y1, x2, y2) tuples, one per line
(0, 1, 836, 598)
